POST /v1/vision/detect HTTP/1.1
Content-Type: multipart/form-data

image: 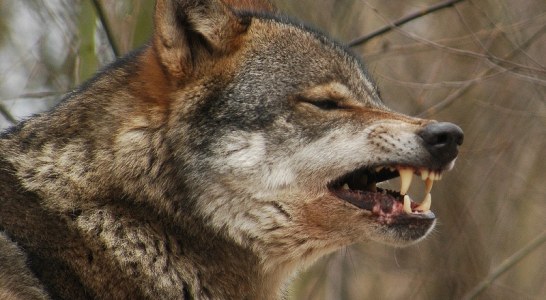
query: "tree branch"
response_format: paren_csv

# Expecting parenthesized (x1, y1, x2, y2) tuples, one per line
(348, 0, 466, 47)
(418, 23, 546, 117)
(0, 102, 17, 125)
(90, 0, 120, 57)
(462, 230, 546, 300)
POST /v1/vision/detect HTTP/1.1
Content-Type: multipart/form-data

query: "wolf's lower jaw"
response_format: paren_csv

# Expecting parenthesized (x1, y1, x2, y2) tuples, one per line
(328, 165, 446, 225)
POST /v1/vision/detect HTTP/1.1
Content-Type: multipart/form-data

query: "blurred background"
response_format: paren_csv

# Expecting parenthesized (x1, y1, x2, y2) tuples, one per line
(0, 0, 544, 299)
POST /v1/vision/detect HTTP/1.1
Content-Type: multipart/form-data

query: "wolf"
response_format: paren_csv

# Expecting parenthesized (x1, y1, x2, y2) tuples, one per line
(0, 0, 463, 299)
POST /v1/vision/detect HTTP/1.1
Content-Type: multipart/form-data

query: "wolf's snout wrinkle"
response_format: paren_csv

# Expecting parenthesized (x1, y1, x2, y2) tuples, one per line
(418, 122, 464, 165)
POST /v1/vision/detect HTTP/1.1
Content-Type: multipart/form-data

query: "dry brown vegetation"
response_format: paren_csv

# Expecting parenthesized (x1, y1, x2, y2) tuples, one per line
(0, 1, 544, 299)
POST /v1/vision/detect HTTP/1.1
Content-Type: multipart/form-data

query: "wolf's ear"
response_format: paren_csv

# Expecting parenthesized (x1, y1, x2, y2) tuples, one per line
(153, 0, 250, 78)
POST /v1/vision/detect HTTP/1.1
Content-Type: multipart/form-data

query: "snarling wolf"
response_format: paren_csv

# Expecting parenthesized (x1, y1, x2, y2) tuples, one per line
(0, 0, 463, 299)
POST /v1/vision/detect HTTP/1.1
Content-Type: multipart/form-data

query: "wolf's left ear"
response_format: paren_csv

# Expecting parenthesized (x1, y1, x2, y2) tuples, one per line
(153, 0, 250, 78)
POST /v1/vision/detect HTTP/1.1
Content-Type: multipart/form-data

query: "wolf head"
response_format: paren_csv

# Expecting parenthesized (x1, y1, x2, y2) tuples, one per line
(115, 0, 463, 274)
(0, 0, 464, 297)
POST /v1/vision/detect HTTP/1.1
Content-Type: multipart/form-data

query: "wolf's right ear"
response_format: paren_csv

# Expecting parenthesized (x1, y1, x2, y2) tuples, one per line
(153, 0, 250, 78)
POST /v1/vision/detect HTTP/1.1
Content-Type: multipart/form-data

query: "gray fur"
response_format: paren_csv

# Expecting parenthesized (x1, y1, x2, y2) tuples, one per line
(0, 0, 461, 299)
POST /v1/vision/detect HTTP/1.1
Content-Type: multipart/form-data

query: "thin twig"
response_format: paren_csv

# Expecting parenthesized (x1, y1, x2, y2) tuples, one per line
(358, 1, 546, 76)
(348, 0, 466, 47)
(361, 11, 546, 61)
(467, 0, 545, 69)
(396, 27, 546, 76)
(0, 102, 17, 124)
(376, 69, 507, 89)
(12, 91, 61, 99)
(90, 0, 120, 57)
(418, 23, 546, 117)
(462, 230, 546, 300)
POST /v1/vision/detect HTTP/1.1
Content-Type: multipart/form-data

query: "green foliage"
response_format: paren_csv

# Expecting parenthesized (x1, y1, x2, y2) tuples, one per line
(132, 2, 154, 48)
(78, 0, 99, 83)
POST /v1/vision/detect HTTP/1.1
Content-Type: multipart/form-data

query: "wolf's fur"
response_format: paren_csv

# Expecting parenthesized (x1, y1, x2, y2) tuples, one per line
(0, 0, 462, 299)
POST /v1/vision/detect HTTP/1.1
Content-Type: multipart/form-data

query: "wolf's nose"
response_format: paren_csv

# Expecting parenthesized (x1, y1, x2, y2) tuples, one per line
(418, 122, 464, 164)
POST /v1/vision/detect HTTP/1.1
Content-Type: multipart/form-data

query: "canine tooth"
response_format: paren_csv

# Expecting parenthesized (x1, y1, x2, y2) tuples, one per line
(375, 166, 383, 172)
(437, 173, 443, 180)
(421, 170, 429, 181)
(389, 167, 396, 172)
(398, 168, 413, 195)
(342, 183, 350, 190)
(403, 195, 412, 214)
(416, 193, 431, 212)
(425, 178, 433, 194)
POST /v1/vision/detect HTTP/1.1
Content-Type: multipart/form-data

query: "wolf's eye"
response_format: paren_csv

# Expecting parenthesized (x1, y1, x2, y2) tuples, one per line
(297, 95, 348, 111)
(306, 99, 343, 110)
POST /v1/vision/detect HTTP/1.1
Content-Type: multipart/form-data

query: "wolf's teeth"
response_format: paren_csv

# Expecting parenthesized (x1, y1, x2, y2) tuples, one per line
(416, 193, 432, 212)
(398, 168, 413, 195)
(375, 166, 383, 172)
(421, 169, 429, 180)
(342, 183, 350, 190)
(428, 171, 442, 181)
(403, 195, 412, 214)
(425, 178, 433, 194)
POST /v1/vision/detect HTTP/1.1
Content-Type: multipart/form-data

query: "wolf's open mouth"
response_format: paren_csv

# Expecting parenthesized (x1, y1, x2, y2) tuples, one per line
(328, 166, 443, 223)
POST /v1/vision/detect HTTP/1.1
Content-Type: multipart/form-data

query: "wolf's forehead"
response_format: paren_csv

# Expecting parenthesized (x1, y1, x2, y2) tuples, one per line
(247, 16, 380, 103)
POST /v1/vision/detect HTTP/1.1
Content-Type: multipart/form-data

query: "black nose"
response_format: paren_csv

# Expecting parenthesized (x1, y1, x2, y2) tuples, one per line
(418, 122, 464, 165)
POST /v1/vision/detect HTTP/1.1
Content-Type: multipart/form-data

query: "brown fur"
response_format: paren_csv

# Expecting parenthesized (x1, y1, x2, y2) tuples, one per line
(0, 0, 462, 299)
(224, 0, 275, 12)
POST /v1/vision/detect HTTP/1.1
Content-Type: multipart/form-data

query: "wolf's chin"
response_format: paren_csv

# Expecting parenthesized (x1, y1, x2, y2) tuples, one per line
(372, 217, 437, 247)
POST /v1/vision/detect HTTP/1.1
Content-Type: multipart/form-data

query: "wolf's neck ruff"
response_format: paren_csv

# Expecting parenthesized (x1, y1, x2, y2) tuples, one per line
(0, 0, 462, 299)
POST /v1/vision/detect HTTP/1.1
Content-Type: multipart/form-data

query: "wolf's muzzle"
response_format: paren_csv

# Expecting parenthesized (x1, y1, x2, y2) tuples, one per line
(418, 122, 464, 166)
